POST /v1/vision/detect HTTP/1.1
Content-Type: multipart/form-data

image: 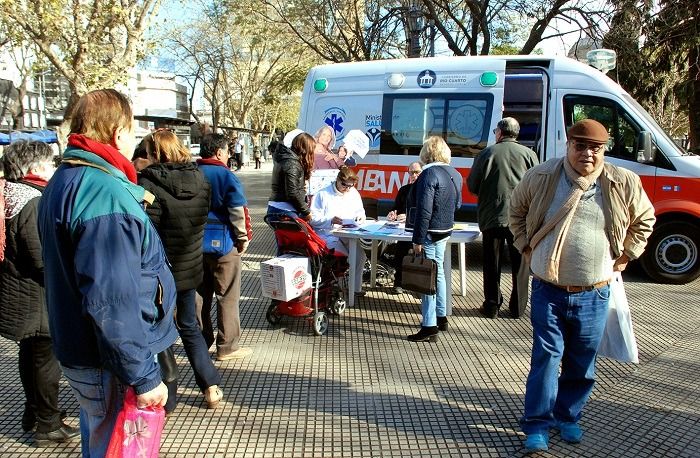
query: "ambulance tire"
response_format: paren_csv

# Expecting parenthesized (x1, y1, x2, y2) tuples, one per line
(640, 221, 700, 285)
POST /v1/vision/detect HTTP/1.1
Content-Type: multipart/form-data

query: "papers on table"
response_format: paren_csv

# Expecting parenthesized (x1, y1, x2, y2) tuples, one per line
(358, 221, 406, 235)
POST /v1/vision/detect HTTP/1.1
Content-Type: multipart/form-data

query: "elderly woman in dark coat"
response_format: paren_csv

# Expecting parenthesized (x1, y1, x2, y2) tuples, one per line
(405, 136, 462, 342)
(0, 141, 79, 444)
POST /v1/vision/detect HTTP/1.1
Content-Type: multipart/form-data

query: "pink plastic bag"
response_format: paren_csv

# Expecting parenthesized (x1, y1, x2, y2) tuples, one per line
(106, 387, 165, 458)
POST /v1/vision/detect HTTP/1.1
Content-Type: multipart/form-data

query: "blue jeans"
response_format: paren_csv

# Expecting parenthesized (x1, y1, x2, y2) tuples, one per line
(421, 237, 448, 327)
(521, 278, 610, 434)
(176, 289, 221, 392)
(61, 365, 125, 458)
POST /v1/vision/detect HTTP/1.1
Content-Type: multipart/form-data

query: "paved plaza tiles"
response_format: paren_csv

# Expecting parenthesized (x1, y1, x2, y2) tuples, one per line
(1, 161, 699, 457)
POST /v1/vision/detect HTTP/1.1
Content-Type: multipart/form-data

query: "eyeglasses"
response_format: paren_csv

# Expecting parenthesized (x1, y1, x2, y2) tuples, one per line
(408, 170, 421, 175)
(338, 181, 355, 189)
(571, 141, 605, 153)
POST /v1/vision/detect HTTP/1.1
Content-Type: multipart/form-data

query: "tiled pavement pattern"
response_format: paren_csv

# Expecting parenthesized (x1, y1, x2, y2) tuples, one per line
(1, 161, 699, 457)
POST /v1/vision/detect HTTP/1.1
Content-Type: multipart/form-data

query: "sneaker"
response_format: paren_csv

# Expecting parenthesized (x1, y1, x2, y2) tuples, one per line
(216, 347, 253, 361)
(205, 385, 224, 409)
(34, 423, 80, 446)
(524, 433, 548, 453)
(557, 422, 583, 443)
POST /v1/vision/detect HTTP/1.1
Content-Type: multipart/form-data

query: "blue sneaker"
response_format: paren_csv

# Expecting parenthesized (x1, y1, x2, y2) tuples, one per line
(558, 422, 583, 443)
(524, 433, 549, 452)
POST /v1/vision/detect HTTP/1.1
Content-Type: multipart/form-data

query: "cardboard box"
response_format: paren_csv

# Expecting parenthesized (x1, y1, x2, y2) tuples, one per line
(260, 254, 312, 301)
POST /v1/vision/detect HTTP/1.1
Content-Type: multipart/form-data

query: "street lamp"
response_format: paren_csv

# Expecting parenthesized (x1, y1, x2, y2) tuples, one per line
(407, 6, 423, 58)
(403, 4, 436, 58)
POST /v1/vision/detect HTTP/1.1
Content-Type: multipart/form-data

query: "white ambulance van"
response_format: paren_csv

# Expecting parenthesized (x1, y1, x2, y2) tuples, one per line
(297, 55, 700, 284)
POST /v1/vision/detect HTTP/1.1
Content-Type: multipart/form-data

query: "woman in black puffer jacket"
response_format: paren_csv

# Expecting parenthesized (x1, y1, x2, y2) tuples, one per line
(0, 141, 79, 443)
(137, 130, 223, 410)
(266, 130, 316, 221)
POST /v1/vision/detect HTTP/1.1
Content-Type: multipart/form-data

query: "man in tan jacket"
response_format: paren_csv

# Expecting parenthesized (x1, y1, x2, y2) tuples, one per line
(509, 119, 655, 453)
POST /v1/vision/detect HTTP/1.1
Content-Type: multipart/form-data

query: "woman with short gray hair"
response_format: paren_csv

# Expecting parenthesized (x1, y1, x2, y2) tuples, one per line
(0, 141, 79, 444)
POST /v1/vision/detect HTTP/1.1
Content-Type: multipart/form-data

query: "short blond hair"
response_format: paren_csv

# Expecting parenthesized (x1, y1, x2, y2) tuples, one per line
(419, 136, 451, 164)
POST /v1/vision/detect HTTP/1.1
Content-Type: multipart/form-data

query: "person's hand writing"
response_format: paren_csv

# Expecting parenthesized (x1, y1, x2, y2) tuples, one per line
(387, 210, 397, 221)
(331, 216, 343, 225)
(136, 382, 168, 409)
(396, 213, 406, 223)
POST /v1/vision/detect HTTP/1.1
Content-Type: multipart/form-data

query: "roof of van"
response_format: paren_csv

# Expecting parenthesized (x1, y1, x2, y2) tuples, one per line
(306, 55, 624, 95)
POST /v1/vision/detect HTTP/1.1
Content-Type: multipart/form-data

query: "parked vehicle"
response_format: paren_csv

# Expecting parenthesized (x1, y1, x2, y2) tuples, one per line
(297, 55, 700, 284)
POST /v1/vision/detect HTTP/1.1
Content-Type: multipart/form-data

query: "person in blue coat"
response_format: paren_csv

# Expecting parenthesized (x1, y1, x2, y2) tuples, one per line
(38, 89, 178, 457)
(405, 136, 462, 342)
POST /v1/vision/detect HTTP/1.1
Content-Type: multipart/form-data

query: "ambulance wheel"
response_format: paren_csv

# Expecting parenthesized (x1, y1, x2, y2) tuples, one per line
(266, 302, 282, 326)
(330, 295, 347, 315)
(641, 221, 700, 284)
(312, 312, 328, 336)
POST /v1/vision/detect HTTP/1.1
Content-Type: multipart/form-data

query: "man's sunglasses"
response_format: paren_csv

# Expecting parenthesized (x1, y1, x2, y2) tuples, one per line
(338, 181, 355, 188)
(571, 141, 605, 153)
(409, 170, 421, 175)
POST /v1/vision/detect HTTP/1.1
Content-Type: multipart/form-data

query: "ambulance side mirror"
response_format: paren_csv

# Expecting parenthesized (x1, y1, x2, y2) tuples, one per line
(637, 131, 655, 163)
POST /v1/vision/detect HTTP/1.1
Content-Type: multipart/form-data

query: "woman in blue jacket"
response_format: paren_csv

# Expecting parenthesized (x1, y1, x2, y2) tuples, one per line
(405, 136, 463, 342)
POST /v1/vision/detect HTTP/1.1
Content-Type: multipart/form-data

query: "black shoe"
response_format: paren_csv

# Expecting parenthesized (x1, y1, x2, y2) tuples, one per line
(407, 326, 439, 342)
(479, 304, 499, 319)
(34, 423, 80, 445)
(437, 316, 448, 331)
(509, 302, 525, 318)
(22, 408, 36, 432)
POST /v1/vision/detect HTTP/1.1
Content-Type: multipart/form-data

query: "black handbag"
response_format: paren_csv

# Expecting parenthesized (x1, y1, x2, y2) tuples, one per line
(401, 254, 437, 295)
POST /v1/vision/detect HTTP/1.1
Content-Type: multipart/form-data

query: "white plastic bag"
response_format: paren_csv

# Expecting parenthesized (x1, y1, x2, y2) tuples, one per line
(597, 272, 639, 363)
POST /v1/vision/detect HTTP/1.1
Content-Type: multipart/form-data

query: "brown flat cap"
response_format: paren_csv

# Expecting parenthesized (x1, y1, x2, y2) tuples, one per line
(567, 119, 609, 144)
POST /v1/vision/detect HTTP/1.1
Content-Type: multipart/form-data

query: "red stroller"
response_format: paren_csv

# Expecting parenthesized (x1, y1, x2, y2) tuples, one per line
(264, 214, 349, 335)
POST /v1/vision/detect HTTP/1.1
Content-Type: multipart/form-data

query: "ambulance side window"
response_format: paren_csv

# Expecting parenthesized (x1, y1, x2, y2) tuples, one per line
(563, 95, 640, 162)
(380, 93, 493, 158)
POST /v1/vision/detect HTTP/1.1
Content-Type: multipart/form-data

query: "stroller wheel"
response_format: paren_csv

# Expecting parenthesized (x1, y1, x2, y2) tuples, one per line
(330, 295, 347, 315)
(312, 312, 328, 336)
(266, 301, 282, 326)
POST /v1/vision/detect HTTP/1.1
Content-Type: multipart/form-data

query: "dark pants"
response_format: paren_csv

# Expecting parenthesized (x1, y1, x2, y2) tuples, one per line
(392, 241, 412, 287)
(18, 336, 62, 433)
(176, 289, 221, 391)
(255, 158, 261, 169)
(197, 249, 243, 356)
(482, 226, 529, 316)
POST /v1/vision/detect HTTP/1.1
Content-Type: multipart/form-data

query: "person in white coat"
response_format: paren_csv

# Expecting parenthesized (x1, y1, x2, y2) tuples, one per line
(310, 166, 366, 295)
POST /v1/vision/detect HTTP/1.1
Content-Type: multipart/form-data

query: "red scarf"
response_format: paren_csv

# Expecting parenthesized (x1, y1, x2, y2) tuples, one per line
(22, 173, 49, 188)
(68, 134, 137, 184)
(196, 157, 229, 168)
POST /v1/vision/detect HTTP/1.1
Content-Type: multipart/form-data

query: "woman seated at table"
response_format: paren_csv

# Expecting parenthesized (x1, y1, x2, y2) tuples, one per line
(310, 166, 366, 295)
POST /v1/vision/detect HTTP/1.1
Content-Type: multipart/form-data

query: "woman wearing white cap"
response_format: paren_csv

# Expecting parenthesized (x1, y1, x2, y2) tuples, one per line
(267, 130, 315, 221)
